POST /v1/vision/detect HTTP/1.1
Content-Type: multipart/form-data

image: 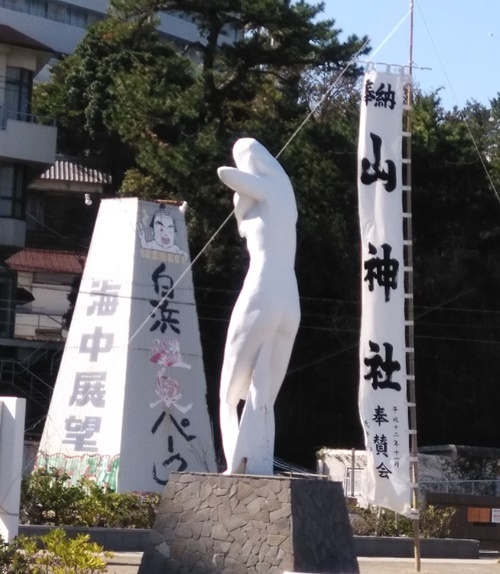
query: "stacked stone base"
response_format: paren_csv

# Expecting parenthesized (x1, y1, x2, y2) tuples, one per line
(139, 472, 359, 574)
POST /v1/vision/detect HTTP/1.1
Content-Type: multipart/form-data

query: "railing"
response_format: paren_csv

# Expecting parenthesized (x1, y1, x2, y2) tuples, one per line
(420, 479, 500, 496)
(0, 357, 51, 404)
(14, 310, 65, 341)
(19, 339, 64, 372)
(339, 477, 500, 498)
(0, 105, 56, 129)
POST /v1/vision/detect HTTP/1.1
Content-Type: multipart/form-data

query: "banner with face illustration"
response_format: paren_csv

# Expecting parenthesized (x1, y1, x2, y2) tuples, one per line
(36, 198, 216, 492)
(357, 65, 413, 515)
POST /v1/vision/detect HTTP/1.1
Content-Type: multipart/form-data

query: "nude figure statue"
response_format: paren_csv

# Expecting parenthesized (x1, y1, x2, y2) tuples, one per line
(217, 138, 301, 475)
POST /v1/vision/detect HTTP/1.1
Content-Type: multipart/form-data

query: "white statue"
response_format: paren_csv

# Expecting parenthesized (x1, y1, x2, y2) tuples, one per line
(217, 138, 300, 475)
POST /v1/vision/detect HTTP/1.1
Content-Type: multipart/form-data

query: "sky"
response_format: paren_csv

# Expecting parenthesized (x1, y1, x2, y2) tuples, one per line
(322, 0, 500, 111)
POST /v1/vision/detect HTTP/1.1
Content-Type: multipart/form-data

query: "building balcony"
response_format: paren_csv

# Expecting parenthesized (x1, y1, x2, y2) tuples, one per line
(14, 310, 65, 342)
(0, 108, 57, 166)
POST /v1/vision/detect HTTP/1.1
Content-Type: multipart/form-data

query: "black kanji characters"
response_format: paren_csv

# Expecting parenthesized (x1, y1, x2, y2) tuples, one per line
(150, 263, 180, 334)
(361, 132, 397, 192)
(364, 341, 402, 391)
(364, 79, 397, 110)
(373, 434, 388, 457)
(364, 243, 399, 302)
(376, 462, 393, 479)
(372, 405, 389, 426)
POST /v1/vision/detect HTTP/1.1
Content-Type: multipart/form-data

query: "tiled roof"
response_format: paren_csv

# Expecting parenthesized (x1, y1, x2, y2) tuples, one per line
(0, 25, 54, 53)
(5, 249, 86, 275)
(39, 156, 111, 185)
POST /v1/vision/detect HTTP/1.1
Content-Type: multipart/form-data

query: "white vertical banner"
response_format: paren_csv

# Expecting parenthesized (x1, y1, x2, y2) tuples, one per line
(357, 64, 412, 515)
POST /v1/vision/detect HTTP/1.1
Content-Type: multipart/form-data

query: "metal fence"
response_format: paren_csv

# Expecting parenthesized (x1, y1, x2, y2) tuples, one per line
(420, 479, 500, 496)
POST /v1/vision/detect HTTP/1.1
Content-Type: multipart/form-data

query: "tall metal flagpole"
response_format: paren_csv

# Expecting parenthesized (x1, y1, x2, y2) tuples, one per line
(404, 0, 421, 571)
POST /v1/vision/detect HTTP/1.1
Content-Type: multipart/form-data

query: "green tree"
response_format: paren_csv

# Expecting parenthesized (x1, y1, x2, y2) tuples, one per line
(410, 92, 500, 449)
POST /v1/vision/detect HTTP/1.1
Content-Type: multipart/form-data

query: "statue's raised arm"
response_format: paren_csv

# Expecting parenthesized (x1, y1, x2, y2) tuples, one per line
(218, 138, 300, 475)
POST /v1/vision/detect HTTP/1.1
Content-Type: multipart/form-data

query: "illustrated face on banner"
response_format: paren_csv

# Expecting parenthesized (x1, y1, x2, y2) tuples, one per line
(138, 206, 188, 257)
(152, 212, 176, 249)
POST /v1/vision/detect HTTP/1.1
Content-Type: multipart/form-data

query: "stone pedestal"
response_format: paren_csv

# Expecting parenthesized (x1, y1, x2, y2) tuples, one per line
(139, 472, 359, 574)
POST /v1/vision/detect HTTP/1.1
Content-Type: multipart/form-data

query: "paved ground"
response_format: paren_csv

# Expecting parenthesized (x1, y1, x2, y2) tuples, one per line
(105, 553, 500, 574)
(357, 557, 500, 573)
(104, 552, 142, 574)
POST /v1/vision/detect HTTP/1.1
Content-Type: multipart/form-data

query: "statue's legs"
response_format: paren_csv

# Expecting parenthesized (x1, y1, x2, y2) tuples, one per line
(219, 349, 254, 473)
(230, 326, 297, 475)
(219, 400, 240, 473)
(231, 339, 274, 475)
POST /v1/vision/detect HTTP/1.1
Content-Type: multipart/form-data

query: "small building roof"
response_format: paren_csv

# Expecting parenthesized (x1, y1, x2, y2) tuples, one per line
(0, 25, 54, 53)
(5, 249, 86, 275)
(38, 156, 112, 185)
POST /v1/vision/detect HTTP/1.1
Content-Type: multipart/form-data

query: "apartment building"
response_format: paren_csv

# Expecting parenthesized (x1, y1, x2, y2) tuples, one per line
(1, 4, 237, 454)
(0, 1, 237, 67)
(0, 25, 59, 434)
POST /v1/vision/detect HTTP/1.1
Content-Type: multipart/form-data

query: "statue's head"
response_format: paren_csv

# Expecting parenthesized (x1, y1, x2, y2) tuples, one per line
(232, 138, 287, 179)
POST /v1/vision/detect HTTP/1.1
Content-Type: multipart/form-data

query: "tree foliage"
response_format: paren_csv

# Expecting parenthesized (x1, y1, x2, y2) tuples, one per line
(411, 93, 500, 449)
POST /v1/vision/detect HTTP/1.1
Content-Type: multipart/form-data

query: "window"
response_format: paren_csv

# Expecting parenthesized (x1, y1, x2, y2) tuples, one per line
(26, 194, 45, 231)
(0, 1, 21, 11)
(0, 163, 25, 218)
(0, 0, 97, 29)
(5, 67, 32, 121)
(467, 507, 491, 523)
(0, 266, 15, 338)
(66, 6, 87, 28)
(24, 0, 48, 17)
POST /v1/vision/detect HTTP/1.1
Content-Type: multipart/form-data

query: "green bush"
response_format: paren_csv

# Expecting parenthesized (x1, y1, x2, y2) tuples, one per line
(33, 529, 111, 574)
(0, 535, 38, 573)
(0, 529, 111, 573)
(21, 468, 161, 528)
(348, 503, 456, 538)
(21, 469, 86, 526)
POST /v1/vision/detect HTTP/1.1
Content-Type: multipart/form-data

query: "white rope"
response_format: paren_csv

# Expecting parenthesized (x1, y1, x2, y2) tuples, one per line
(416, 0, 500, 203)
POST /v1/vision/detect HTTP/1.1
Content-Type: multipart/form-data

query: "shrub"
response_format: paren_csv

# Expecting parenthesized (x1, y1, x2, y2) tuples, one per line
(72, 481, 161, 528)
(0, 529, 111, 573)
(34, 529, 111, 574)
(0, 535, 38, 573)
(348, 503, 456, 538)
(20, 469, 86, 526)
(21, 469, 161, 528)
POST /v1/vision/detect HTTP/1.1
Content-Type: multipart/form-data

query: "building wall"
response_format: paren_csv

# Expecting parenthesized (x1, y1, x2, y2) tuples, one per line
(0, 8, 87, 56)
(427, 492, 500, 551)
(0, 1, 209, 57)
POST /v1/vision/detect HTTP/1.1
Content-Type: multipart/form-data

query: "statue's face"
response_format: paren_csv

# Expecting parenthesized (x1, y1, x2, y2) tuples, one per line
(153, 213, 175, 248)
